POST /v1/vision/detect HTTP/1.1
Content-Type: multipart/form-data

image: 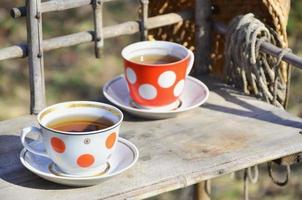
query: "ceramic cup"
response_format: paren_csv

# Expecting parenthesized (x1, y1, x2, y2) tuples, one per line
(21, 101, 123, 177)
(122, 41, 194, 110)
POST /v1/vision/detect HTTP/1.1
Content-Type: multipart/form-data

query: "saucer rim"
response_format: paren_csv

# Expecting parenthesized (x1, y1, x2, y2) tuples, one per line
(20, 138, 139, 181)
(48, 161, 111, 178)
(102, 75, 209, 114)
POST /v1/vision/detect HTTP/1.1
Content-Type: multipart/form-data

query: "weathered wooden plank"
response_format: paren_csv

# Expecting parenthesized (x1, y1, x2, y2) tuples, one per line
(0, 44, 27, 60)
(145, 10, 193, 30)
(0, 77, 302, 200)
(41, 0, 92, 13)
(26, 0, 46, 114)
(92, 0, 103, 58)
(11, 0, 115, 18)
(0, 11, 193, 61)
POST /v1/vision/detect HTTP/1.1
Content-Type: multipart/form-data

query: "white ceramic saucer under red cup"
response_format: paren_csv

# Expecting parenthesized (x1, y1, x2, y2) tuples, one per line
(121, 41, 194, 111)
(103, 75, 209, 119)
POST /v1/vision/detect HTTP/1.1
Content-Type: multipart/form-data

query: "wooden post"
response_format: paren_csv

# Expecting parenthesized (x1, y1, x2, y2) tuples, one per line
(194, 0, 212, 75)
(193, 0, 211, 197)
(140, 0, 149, 41)
(195, 180, 211, 200)
(194, 0, 212, 199)
(26, 0, 46, 114)
(92, 0, 103, 58)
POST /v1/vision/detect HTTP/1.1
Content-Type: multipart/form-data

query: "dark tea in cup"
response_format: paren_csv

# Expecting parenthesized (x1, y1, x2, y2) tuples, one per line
(122, 41, 194, 110)
(21, 101, 123, 176)
(130, 54, 181, 65)
(47, 115, 114, 133)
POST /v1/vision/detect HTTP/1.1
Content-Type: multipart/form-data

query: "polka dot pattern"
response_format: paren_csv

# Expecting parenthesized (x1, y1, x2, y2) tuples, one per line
(138, 84, 157, 100)
(124, 55, 191, 106)
(174, 80, 185, 97)
(158, 71, 176, 88)
(126, 67, 136, 84)
(50, 137, 65, 153)
(106, 132, 117, 149)
(77, 154, 95, 168)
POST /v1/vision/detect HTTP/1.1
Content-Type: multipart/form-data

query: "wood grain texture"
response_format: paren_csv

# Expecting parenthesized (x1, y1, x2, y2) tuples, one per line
(0, 76, 302, 200)
(92, 0, 103, 58)
(0, 44, 27, 60)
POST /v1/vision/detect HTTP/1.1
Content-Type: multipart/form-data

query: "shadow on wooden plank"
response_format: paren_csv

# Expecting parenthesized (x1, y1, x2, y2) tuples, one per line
(202, 87, 302, 129)
(0, 135, 78, 190)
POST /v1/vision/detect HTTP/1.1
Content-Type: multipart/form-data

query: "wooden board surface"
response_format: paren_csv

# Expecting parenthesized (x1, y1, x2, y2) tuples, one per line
(0, 76, 302, 200)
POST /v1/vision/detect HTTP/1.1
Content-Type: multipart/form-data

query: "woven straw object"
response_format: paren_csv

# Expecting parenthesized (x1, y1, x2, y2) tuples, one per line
(148, 0, 291, 105)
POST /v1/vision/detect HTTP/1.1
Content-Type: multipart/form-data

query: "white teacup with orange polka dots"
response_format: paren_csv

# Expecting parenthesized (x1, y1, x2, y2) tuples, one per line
(21, 101, 123, 177)
(122, 41, 194, 110)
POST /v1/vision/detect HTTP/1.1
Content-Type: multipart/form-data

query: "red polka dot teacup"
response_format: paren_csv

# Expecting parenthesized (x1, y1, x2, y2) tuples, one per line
(122, 41, 194, 110)
(21, 101, 123, 177)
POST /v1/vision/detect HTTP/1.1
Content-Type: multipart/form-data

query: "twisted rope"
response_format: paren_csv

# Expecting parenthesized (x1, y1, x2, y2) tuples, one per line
(224, 13, 291, 107)
(243, 166, 259, 200)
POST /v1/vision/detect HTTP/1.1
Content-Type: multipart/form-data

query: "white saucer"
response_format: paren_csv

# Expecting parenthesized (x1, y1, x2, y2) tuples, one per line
(102, 75, 209, 119)
(20, 138, 139, 187)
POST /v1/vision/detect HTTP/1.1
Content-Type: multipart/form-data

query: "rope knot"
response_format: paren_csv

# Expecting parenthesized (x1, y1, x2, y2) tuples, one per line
(224, 13, 290, 107)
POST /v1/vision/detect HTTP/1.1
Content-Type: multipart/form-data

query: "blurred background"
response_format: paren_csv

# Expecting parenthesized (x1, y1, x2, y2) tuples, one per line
(0, 0, 301, 199)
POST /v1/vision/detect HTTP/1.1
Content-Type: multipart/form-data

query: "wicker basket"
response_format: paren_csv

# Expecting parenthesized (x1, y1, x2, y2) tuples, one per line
(148, 0, 291, 105)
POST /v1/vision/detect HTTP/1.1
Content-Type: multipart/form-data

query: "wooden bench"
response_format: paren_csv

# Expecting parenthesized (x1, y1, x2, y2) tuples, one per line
(1, 76, 301, 200)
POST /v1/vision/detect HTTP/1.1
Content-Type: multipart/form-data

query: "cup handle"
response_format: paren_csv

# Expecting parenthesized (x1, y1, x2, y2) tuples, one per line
(21, 126, 49, 158)
(186, 49, 195, 76)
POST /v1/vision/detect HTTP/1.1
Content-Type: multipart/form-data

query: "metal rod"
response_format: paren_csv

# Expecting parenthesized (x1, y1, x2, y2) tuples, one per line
(26, 0, 46, 114)
(213, 22, 302, 70)
(10, 0, 114, 18)
(1, 10, 193, 61)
